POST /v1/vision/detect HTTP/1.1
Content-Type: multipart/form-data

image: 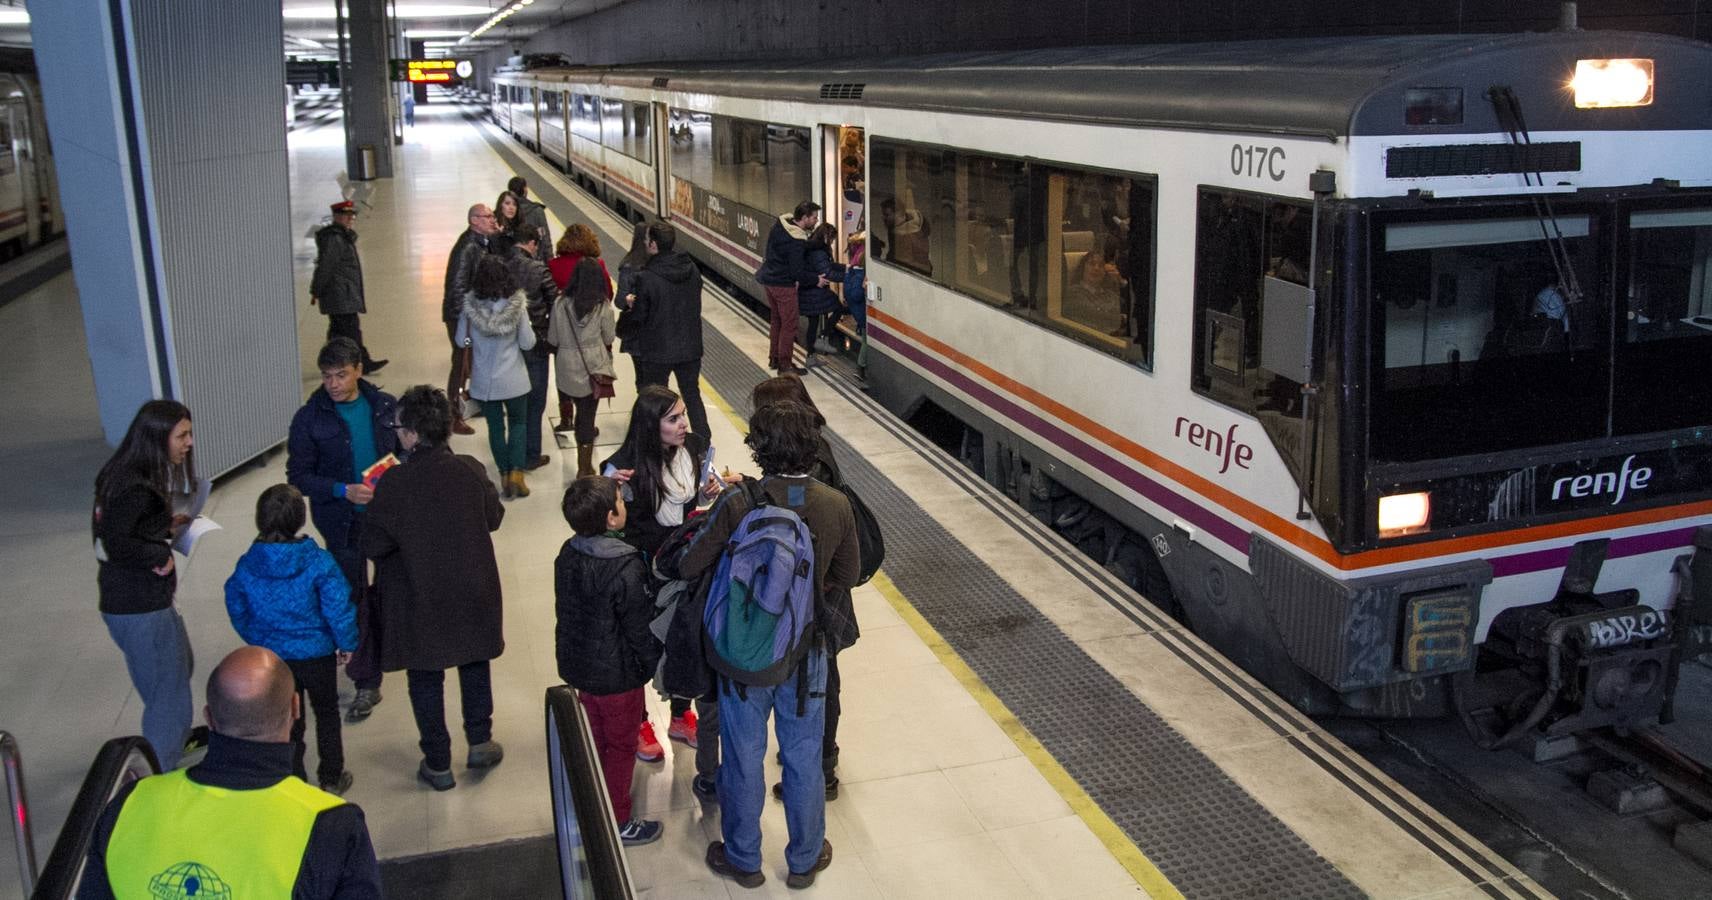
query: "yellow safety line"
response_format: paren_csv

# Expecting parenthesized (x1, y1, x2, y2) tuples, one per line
(868, 572, 1184, 899)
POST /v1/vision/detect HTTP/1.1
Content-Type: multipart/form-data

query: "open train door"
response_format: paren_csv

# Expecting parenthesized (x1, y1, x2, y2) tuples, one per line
(653, 101, 669, 219)
(821, 124, 864, 258)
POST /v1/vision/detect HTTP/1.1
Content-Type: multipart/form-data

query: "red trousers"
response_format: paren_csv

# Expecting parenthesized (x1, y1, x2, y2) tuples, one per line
(578, 687, 645, 824)
(765, 285, 800, 369)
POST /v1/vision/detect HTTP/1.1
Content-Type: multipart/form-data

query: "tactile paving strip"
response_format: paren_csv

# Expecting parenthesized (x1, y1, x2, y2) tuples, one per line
(467, 120, 1366, 897)
(698, 327, 1365, 899)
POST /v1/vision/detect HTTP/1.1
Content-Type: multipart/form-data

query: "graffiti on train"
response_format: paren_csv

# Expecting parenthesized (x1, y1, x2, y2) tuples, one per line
(1578, 609, 1671, 649)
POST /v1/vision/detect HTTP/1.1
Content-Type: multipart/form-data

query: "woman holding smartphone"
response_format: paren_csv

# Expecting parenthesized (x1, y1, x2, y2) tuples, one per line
(600, 385, 725, 759)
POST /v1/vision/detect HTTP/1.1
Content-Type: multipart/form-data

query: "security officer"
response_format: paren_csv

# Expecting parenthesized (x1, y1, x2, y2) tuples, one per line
(311, 200, 387, 374)
(78, 647, 382, 899)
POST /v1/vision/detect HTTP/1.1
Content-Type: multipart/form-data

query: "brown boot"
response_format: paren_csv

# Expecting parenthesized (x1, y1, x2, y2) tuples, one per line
(500, 470, 515, 499)
(510, 469, 531, 498)
(453, 417, 476, 436)
(554, 399, 575, 433)
(576, 444, 596, 478)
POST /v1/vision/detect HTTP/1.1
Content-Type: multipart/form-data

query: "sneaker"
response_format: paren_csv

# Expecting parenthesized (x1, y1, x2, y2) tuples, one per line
(771, 776, 839, 802)
(813, 338, 838, 354)
(346, 688, 382, 723)
(786, 839, 834, 890)
(417, 761, 455, 791)
(779, 365, 809, 376)
(803, 354, 826, 369)
(467, 740, 505, 769)
(320, 771, 355, 796)
(691, 773, 718, 803)
(618, 818, 663, 847)
(705, 841, 764, 889)
(636, 721, 664, 762)
(667, 710, 698, 748)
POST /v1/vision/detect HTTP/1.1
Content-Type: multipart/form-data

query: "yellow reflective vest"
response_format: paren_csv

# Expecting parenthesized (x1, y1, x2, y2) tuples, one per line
(104, 769, 344, 899)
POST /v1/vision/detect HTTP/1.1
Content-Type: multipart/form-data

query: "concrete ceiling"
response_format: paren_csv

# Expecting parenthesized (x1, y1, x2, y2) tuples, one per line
(281, 0, 633, 60)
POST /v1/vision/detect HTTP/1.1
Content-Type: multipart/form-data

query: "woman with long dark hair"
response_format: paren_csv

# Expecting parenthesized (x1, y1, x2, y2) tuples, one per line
(548, 258, 618, 476)
(459, 254, 537, 498)
(491, 190, 521, 257)
(93, 399, 198, 769)
(600, 385, 724, 759)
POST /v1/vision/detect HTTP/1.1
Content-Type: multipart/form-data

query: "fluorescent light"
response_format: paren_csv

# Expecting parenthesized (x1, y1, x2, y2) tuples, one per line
(283, 5, 493, 19)
(404, 29, 469, 38)
(0, 10, 29, 25)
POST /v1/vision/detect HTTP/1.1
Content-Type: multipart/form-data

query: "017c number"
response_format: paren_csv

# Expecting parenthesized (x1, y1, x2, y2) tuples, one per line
(1231, 144, 1286, 182)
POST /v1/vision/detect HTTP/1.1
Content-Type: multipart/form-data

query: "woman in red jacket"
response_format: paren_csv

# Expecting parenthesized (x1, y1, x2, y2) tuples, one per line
(548, 223, 611, 294)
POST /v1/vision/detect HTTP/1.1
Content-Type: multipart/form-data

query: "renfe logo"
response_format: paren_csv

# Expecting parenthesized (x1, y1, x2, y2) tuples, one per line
(1174, 417, 1252, 475)
(1551, 455, 1652, 506)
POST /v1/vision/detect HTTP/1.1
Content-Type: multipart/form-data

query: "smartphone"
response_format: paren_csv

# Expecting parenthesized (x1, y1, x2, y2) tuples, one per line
(699, 446, 718, 492)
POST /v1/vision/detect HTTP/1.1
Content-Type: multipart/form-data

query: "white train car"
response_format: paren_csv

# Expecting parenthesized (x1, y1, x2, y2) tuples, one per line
(493, 32, 1712, 734)
(0, 68, 60, 257)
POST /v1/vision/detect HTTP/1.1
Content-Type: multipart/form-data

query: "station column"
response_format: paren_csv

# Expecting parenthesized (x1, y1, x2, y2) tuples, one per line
(30, 0, 302, 475)
(340, 0, 395, 179)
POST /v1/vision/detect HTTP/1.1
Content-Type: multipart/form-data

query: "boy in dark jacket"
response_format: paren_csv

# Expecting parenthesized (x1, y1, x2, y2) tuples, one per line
(555, 476, 664, 846)
(224, 484, 358, 795)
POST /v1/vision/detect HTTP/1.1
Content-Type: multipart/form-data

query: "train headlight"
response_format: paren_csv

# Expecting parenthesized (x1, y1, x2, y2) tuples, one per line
(1378, 491, 1431, 537)
(1571, 58, 1654, 109)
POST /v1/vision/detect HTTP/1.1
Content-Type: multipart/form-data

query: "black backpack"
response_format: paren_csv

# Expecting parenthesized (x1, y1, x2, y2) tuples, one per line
(839, 483, 884, 587)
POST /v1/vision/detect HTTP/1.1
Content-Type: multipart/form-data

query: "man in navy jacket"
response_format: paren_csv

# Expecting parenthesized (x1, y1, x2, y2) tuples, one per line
(287, 338, 398, 723)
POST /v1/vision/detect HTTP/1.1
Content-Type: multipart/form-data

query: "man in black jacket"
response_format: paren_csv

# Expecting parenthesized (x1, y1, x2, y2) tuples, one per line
(79, 646, 382, 900)
(442, 203, 501, 435)
(507, 224, 559, 470)
(287, 339, 398, 723)
(310, 201, 386, 373)
(555, 475, 663, 846)
(753, 201, 827, 375)
(623, 223, 710, 436)
(507, 175, 551, 263)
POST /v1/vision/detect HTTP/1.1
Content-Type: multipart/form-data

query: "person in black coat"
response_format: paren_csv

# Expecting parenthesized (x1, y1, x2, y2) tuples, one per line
(555, 476, 663, 845)
(360, 386, 506, 790)
(507, 224, 559, 470)
(796, 223, 847, 369)
(286, 338, 399, 723)
(310, 201, 385, 372)
(622, 223, 710, 437)
(78, 647, 382, 900)
(442, 204, 502, 435)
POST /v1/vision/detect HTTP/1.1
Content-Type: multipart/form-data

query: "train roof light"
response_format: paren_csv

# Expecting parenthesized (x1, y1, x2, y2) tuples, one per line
(1378, 492, 1431, 538)
(1571, 58, 1654, 109)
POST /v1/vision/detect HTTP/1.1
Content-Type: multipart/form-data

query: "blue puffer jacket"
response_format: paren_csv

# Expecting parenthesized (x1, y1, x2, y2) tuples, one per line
(224, 538, 358, 661)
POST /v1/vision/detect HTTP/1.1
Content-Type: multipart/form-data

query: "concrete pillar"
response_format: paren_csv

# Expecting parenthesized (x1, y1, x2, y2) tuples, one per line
(339, 0, 393, 179)
(31, 0, 302, 476)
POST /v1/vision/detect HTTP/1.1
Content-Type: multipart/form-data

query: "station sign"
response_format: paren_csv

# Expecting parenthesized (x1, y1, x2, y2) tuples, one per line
(390, 58, 474, 84)
(286, 59, 340, 86)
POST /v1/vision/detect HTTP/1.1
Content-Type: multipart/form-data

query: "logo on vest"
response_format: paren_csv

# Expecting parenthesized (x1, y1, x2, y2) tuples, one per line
(149, 862, 232, 898)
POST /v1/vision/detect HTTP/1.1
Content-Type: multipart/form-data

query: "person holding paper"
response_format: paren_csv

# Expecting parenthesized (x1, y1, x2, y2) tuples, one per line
(93, 400, 198, 770)
(287, 338, 399, 724)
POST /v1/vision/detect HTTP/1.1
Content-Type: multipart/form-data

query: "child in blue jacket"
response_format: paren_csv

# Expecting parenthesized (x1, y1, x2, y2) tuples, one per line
(224, 483, 359, 794)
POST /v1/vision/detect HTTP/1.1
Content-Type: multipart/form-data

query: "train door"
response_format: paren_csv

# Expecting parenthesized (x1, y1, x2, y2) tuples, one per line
(0, 105, 25, 252)
(821, 124, 865, 255)
(652, 101, 669, 219)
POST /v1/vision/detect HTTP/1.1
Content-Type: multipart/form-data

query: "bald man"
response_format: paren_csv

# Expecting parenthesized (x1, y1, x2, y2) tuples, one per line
(79, 647, 382, 900)
(443, 202, 503, 435)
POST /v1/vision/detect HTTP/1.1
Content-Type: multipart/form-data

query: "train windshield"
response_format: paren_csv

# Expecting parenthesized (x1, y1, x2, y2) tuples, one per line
(1369, 199, 1712, 463)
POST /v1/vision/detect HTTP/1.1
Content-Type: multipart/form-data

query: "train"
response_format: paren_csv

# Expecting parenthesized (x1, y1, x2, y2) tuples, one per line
(490, 29, 1712, 741)
(0, 53, 61, 259)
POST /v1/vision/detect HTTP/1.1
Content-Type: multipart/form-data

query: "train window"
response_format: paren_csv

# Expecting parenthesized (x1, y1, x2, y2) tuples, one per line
(570, 93, 601, 144)
(629, 102, 651, 165)
(1192, 190, 1311, 416)
(1614, 205, 1712, 434)
(669, 108, 811, 221)
(599, 98, 650, 163)
(1368, 208, 1604, 461)
(542, 91, 563, 132)
(873, 137, 1158, 368)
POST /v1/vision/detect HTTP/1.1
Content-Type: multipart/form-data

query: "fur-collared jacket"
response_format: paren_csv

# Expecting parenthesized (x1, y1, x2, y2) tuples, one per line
(456, 290, 536, 401)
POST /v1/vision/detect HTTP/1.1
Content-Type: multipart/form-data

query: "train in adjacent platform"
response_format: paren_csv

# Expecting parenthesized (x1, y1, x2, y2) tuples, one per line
(0, 52, 61, 259)
(490, 29, 1712, 744)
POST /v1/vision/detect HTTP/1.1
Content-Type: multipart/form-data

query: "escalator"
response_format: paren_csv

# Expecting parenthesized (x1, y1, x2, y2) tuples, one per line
(9, 687, 633, 899)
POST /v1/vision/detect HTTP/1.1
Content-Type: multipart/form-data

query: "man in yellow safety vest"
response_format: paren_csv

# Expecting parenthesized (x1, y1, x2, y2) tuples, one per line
(79, 646, 382, 899)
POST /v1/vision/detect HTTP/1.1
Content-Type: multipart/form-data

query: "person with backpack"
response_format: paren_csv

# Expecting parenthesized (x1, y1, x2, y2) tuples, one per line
(223, 484, 358, 795)
(678, 401, 858, 890)
(554, 475, 663, 846)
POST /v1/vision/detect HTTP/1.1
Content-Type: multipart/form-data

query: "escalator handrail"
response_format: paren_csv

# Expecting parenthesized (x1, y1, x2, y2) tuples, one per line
(3, 730, 39, 897)
(544, 686, 635, 900)
(29, 737, 158, 900)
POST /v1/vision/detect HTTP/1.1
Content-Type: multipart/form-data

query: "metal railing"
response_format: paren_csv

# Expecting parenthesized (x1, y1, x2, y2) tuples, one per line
(29, 738, 158, 900)
(544, 687, 635, 900)
(3, 731, 38, 897)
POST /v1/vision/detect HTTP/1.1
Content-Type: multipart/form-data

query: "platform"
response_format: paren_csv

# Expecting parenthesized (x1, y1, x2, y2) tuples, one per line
(0, 100, 1548, 899)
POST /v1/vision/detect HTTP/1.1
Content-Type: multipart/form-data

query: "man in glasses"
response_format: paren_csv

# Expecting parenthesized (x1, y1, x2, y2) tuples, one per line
(442, 203, 503, 435)
(287, 338, 400, 724)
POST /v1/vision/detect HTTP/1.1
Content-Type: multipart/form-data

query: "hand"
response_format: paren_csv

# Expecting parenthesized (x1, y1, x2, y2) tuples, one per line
(336, 651, 352, 666)
(701, 474, 724, 499)
(152, 557, 175, 577)
(624, 293, 637, 308)
(171, 513, 193, 528)
(345, 483, 375, 504)
(610, 468, 634, 484)
(310, 295, 318, 306)
(817, 274, 830, 288)
(720, 467, 742, 486)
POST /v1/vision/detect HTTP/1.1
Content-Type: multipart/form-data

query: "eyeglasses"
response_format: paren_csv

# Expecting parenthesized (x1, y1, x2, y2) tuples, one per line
(474, 213, 497, 220)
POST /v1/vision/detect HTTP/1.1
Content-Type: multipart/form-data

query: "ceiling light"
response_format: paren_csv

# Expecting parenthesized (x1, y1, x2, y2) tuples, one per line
(283, 5, 494, 19)
(404, 29, 469, 38)
(0, 11, 29, 25)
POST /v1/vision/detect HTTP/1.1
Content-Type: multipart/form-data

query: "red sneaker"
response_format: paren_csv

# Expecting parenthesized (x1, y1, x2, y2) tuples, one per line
(667, 710, 698, 748)
(636, 720, 664, 762)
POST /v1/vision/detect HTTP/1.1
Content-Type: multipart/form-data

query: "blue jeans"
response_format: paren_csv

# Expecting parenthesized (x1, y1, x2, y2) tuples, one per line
(524, 344, 550, 459)
(103, 607, 194, 770)
(716, 649, 826, 874)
